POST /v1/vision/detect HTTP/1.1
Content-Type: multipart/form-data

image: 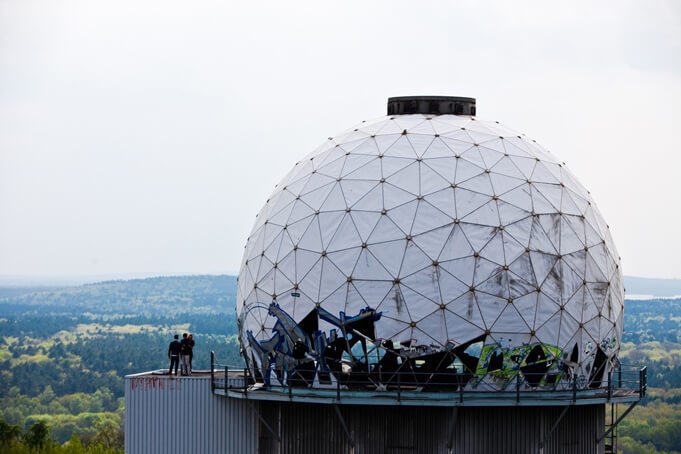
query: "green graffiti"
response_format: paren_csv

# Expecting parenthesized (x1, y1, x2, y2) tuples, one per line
(472, 342, 564, 390)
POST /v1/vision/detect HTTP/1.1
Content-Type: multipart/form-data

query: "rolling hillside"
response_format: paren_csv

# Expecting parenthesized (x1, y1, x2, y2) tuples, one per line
(0, 275, 680, 452)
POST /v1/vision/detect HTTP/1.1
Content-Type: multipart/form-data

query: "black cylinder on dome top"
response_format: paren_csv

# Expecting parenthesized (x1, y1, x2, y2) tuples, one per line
(387, 96, 476, 116)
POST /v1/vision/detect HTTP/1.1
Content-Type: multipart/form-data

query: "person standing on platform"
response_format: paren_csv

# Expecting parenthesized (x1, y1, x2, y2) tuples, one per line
(188, 334, 195, 371)
(168, 335, 181, 376)
(180, 333, 192, 376)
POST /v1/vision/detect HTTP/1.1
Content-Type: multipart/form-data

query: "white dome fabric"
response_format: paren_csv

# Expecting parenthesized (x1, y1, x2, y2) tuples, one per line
(237, 113, 623, 390)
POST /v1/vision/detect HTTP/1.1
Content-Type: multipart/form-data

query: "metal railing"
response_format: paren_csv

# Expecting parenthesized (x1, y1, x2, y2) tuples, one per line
(210, 351, 250, 391)
(211, 351, 646, 404)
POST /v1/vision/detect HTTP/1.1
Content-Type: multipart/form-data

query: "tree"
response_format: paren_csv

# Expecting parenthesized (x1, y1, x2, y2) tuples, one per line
(23, 420, 50, 448)
(0, 418, 21, 447)
(65, 433, 87, 454)
(38, 385, 56, 406)
(69, 395, 87, 415)
(91, 422, 124, 451)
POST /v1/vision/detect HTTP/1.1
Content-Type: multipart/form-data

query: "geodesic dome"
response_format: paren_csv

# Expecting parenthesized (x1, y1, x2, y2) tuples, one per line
(236, 96, 623, 391)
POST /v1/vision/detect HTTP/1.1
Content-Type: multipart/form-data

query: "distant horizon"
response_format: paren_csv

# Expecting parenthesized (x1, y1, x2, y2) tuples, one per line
(2, 273, 681, 298)
(0, 270, 239, 287)
(0, 271, 678, 282)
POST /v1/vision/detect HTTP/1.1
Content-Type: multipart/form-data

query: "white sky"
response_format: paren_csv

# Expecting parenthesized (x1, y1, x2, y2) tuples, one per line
(1, 0, 680, 280)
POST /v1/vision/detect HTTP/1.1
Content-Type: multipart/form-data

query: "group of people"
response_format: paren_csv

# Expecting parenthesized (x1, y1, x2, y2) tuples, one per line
(168, 333, 194, 376)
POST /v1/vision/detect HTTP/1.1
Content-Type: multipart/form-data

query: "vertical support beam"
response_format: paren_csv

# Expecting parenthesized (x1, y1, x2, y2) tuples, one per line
(516, 373, 521, 403)
(597, 400, 641, 443)
(572, 375, 577, 403)
(249, 401, 280, 442)
(210, 351, 215, 392)
(614, 402, 619, 454)
(537, 406, 570, 454)
(612, 403, 615, 439)
(333, 404, 356, 451)
(224, 366, 229, 390)
(446, 406, 459, 452)
(607, 370, 612, 402)
(397, 372, 401, 403)
(278, 403, 282, 454)
(244, 367, 248, 396)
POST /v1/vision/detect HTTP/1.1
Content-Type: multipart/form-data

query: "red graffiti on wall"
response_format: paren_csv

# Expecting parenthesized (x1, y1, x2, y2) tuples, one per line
(130, 376, 182, 391)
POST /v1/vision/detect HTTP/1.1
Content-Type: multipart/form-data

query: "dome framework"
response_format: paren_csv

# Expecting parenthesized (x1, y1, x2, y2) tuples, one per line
(236, 102, 623, 392)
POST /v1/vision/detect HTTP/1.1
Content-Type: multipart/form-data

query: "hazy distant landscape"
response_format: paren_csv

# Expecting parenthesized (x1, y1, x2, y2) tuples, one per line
(0, 275, 680, 453)
(622, 276, 681, 298)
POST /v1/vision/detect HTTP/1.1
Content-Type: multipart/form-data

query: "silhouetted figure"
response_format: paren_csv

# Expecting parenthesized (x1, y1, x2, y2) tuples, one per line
(180, 333, 192, 375)
(168, 335, 181, 376)
(188, 334, 195, 370)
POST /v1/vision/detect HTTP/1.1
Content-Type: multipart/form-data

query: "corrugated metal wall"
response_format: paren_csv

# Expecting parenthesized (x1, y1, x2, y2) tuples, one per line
(258, 402, 605, 454)
(125, 375, 258, 454)
(451, 405, 605, 454)
(126, 374, 605, 454)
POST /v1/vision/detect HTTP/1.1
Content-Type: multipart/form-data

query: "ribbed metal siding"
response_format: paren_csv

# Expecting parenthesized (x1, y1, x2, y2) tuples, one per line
(452, 406, 604, 454)
(258, 402, 605, 454)
(125, 375, 258, 454)
(126, 374, 605, 454)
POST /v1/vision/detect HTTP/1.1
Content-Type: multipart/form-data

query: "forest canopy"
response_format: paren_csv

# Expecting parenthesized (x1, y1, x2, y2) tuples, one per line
(1, 275, 680, 453)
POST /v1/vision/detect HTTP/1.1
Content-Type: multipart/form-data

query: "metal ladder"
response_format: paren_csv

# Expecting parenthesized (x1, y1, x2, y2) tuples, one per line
(604, 402, 618, 454)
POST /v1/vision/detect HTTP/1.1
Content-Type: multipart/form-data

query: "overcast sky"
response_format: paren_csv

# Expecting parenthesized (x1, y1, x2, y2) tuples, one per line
(1, 0, 680, 281)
